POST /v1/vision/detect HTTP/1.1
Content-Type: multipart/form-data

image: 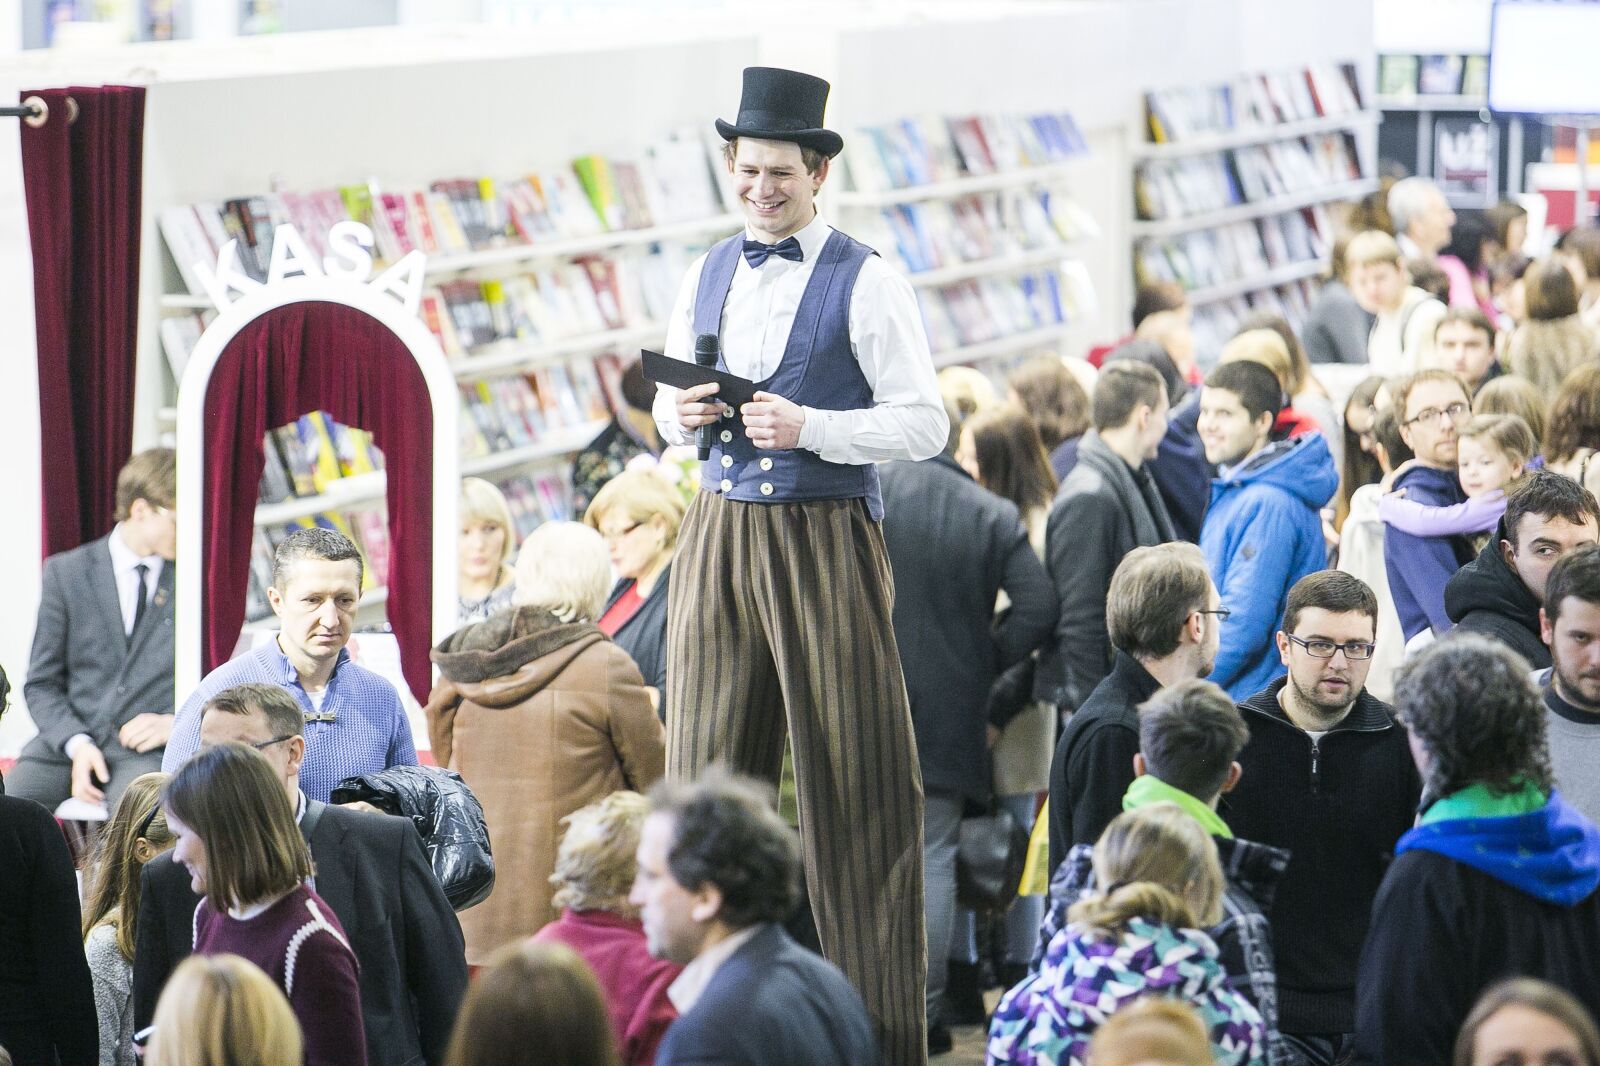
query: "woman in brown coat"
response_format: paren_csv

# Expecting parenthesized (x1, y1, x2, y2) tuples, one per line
(426, 521, 665, 964)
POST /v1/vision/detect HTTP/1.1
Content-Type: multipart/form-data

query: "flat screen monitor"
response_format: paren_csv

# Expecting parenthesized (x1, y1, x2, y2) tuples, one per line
(1489, 0, 1600, 115)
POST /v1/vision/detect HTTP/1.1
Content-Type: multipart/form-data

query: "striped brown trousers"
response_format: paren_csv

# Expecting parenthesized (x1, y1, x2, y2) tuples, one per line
(666, 491, 928, 1066)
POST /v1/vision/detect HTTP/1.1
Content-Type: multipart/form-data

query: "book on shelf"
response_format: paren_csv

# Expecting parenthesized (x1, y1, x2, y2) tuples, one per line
(1418, 54, 1465, 96)
(1378, 55, 1420, 100)
(1135, 132, 1363, 221)
(252, 411, 386, 507)
(840, 110, 1087, 194)
(1190, 282, 1319, 367)
(456, 358, 611, 460)
(158, 131, 726, 298)
(1134, 206, 1331, 294)
(915, 264, 1094, 353)
(1461, 55, 1489, 100)
(848, 185, 1100, 276)
(1145, 62, 1364, 144)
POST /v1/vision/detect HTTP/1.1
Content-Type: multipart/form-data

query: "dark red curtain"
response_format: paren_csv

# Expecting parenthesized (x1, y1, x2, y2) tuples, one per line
(204, 302, 436, 701)
(19, 86, 146, 557)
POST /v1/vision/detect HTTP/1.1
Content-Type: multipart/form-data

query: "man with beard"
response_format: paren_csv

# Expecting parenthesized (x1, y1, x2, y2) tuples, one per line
(1222, 570, 1422, 1066)
(1541, 544, 1600, 827)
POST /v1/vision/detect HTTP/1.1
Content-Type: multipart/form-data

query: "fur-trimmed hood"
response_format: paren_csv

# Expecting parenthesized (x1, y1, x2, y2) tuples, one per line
(430, 606, 604, 706)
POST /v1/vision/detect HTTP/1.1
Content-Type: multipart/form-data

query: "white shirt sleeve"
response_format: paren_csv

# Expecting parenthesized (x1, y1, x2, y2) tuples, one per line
(651, 253, 708, 448)
(798, 260, 949, 464)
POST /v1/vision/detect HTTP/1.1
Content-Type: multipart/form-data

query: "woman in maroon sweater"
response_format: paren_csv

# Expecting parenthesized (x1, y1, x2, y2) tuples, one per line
(161, 742, 364, 1066)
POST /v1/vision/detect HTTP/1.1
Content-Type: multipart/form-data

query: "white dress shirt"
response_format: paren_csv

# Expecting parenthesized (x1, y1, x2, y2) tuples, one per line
(64, 527, 166, 757)
(652, 212, 947, 465)
(666, 923, 761, 1014)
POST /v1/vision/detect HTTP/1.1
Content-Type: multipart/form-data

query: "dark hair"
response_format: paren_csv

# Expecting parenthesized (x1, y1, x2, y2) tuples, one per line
(203, 683, 305, 740)
(1434, 306, 1496, 345)
(962, 405, 1058, 518)
(1392, 368, 1470, 424)
(1526, 256, 1582, 321)
(1203, 360, 1282, 424)
(1504, 469, 1600, 546)
(1474, 374, 1548, 447)
(1339, 375, 1387, 520)
(1395, 634, 1553, 799)
(443, 941, 621, 1066)
(162, 743, 314, 911)
(271, 526, 364, 590)
(648, 769, 799, 929)
(1372, 407, 1413, 470)
(1546, 364, 1600, 467)
(619, 359, 655, 413)
(1131, 281, 1187, 329)
(1545, 544, 1600, 622)
(721, 138, 827, 174)
(1454, 978, 1600, 1066)
(1408, 259, 1451, 303)
(1106, 339, 1186, 408)
(1092, 361, 1167, 433)
(1442, 212, 1492, 274)
(1137, 680, 1250, 802)
(1006, 356, 1090, 451)
(1491, 252, 1532, 291)
(1107, 543, 1212, 660)
(1282, 570, 1378, 637)
(115, 448, 177, 522)
(1238, 311, 1311, 396)
(1484, 201, 1529, 253)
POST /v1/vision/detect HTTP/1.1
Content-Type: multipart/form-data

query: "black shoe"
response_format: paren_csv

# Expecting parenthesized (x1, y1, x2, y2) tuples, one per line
(942, 959, 988, 1026)
(927, 1022, 953, 1056)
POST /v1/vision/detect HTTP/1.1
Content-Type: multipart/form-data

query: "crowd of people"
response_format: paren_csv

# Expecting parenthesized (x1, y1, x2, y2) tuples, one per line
(5, 92, 1600, 1066)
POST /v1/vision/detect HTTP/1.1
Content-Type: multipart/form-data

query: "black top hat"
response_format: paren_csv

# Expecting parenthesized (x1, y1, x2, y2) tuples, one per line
(715, 66, 843, 159)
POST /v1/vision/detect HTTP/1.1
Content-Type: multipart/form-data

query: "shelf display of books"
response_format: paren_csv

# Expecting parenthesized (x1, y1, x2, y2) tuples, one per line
(1135, 133, 1363, 223)
(841, 112, 1088, 192)
(1191, 283, 1318, 366)
(1377, 54, 1488, 106)
(1135, 205, 1331, 307)
(1144, 63, 1365, 145)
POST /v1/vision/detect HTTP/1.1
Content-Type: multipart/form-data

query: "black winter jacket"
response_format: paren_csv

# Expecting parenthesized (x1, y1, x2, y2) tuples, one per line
(1444, 518, 1552, 670)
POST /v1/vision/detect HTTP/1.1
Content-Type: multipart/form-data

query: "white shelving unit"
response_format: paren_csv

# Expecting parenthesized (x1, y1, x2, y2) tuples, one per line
(1130, 177, 1378, 239)
(1130, 110, 1380, 159)
(931, 324, 1085, 370)
(830, 157, 1092, 208)
(1184, 257, 1326, 307)
(1375, 94, 1486, 112)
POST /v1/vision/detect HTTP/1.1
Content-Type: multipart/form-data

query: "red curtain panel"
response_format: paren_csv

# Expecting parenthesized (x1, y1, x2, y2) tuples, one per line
(19, 86, 146, 557)
(203, 301, 436, 701)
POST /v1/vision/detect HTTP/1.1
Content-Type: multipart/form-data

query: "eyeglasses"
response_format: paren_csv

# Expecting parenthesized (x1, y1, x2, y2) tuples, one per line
(1402, 402, 1469, 428)
(1286, 634, 1376, 660)
(600, 521, 642, 544)
(248, 734, 296, 751)
(1196, 607, 1232, 622)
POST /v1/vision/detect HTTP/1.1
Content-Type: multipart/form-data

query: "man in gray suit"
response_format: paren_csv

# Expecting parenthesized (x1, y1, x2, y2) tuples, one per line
(6, 449, 178, 810)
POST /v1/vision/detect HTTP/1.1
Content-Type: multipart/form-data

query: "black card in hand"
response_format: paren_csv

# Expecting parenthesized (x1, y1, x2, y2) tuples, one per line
(640, 349, 760, 410)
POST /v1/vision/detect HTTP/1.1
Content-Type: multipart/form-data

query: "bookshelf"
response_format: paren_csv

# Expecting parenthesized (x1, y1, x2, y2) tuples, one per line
(1185, 257, 1326, 308)
(1375, 95, 1486, 113)
(1129, 111, 1380, 160)
(1129, 177, 1377, 239)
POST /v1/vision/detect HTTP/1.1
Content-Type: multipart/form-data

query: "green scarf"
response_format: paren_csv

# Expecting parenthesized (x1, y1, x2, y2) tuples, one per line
(1420, 779, 1547, 826)
(1123, 775, 1233, 839)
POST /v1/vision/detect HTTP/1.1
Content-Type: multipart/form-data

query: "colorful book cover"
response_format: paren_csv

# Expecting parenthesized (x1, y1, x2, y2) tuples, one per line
(573, 155, 626, 232)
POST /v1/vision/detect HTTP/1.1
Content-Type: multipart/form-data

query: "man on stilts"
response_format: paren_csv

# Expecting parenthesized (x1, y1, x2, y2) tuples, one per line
(654, 66, 947, 1066)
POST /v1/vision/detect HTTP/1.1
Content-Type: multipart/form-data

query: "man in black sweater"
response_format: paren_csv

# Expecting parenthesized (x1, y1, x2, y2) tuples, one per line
(1445, 470, 1600, 670)
(1047, 541, 1220, 874)
(1352, 635, 1600, 1065)
(1222, 571, 1421, 1066)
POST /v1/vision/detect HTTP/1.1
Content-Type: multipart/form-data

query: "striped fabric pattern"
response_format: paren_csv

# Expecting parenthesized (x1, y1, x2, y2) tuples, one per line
(666, 491, 929, 1066)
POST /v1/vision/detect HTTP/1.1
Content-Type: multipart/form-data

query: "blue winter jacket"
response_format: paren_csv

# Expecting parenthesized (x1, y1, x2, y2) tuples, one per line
(1201, 434, 1339, 700)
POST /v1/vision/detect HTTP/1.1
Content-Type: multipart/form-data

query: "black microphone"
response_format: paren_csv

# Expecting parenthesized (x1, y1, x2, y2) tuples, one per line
(694, 333, 720, 461)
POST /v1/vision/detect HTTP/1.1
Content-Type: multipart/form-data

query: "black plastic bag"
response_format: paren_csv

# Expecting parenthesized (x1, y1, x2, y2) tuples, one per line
(331, 764, 495, 911)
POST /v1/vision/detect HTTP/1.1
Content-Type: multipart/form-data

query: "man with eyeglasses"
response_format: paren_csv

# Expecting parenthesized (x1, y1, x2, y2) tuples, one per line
(1223, 570, 1422, 1066)
(1384, 369, 1477, 645)
(7, 448, 179, 812)
(134, 682, 466, 1066)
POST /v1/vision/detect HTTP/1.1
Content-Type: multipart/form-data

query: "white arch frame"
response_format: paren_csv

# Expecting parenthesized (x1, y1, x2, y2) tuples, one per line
(175, 275, 459, 699)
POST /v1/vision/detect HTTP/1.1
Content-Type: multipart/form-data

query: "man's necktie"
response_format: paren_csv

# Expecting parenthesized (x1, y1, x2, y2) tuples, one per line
(742, 236, 804, 269)
(130, 563, 149, 641)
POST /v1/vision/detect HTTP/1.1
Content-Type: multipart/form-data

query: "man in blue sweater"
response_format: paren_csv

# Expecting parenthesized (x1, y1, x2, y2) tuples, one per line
(1385, 369, 1476, 643)
(1198, 360, 1339, 700)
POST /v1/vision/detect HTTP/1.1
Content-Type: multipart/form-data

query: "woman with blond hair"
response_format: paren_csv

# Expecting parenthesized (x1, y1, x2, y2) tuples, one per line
(1454, 978, 1600, 1066)
(143, 954, 301, 1066)
(162, 743, 362, 1066)
(426, 522, 664, 962)
(457, 477, 518, 625)
(987, 804, 1267, 1065)
(82, 772, 174, 1066)
(443, 942, 621, 1066)
(584, 470, 686, 719)
(531, 791, 680, 1066)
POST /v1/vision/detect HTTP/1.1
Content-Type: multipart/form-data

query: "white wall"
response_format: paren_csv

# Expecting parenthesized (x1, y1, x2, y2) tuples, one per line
(0, 1, 1373, 754)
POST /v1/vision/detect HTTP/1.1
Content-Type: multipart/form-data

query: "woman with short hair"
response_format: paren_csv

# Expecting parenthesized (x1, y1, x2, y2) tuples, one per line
(426, 522, 665, 962)
(162, 743, 363, 1066)
(988, 804, 1267, 1065)
(457, 477, 518, 625)
(531, 791, 680, 1066)
(443, 942, 621, 1066)
(1506, 258, 1600, 400)
(584, 470, 686, 719)
(144, 954, 302, 1066)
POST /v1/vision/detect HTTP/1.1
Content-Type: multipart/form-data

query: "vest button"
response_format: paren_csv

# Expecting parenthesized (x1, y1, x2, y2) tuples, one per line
(722, 408, 735, 420)
(759, 458, 774, 472)
(720, 455, 734, 469)
(720, 430, 733, 443)
(760, 482, 774, 496)
(720, 479, 733, 492)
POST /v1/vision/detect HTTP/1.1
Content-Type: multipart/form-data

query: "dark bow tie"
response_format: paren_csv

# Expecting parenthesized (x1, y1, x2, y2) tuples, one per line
(742, 236, 804, 268)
